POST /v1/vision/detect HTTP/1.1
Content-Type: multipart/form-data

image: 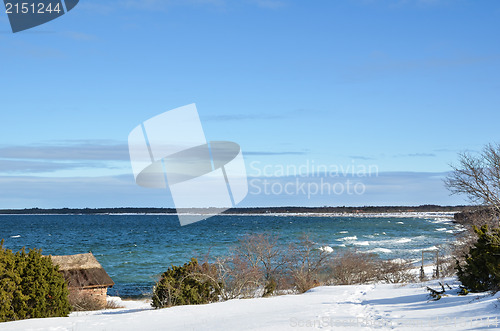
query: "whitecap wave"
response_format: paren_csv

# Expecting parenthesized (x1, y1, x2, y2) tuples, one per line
(10, 235, 21, 238)
(339, 236, 357, 241)
(410, 245, 438, 252)
(318, 246, 334, 253)
(366, 248, 392, 253)
(431, 217, 453, 224)
(354, 241, 370, 246)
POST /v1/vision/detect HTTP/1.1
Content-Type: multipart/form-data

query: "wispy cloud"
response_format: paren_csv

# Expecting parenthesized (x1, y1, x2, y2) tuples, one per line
(244, 151, 307, 156)
(394, 153, 436, 158)
(204, 114, 281, 121)
(243, 170, 466, 207)
(0, 174, 173, 209)
(0, 140, 130, 175)
(349, 155, 377, 160)
(0, 140, 129, 161)
(0, 160, 109, 174)
(432, 148, 457, 153)
(0, 171, 467, 209)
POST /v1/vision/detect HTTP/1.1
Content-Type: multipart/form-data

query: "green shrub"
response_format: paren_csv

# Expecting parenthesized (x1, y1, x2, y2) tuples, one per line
(0, 240, 70, 322)
(152, 258, 220, 308)
(456, 225, 500, 292)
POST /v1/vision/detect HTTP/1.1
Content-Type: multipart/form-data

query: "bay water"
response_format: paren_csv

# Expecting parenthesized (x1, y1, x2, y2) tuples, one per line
(0, 214, 461, 297)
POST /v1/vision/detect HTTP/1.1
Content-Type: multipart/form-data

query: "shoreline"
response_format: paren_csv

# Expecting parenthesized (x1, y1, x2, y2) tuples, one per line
(0, 211, 458, 218)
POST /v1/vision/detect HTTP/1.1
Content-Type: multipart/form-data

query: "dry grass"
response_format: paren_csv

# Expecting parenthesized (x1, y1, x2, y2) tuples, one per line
(377, 259, 416, 284)
(69, 290, 123, 311)
(287, 235, 332, 293)
(105, 299, 124, 310)
(328, 250, 379, 285)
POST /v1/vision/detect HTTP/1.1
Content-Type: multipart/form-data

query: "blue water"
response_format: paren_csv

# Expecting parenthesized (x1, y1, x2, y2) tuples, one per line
(0, 214, 460, 297)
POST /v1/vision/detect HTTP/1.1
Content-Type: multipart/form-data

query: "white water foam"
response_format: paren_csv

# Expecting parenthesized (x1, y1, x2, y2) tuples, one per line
(318, 246, 334, 253)
(339, 236, 357, 241)
(431, 217, 454, 224)
(366, 248, 392, 254)
(411, 245, 438, 252)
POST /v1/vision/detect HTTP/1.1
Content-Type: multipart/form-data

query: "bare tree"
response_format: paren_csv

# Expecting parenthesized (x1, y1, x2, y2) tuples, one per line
(235, 233, 287, 295)
(445, 143, 500, 212)
(287, 234, 332, 293)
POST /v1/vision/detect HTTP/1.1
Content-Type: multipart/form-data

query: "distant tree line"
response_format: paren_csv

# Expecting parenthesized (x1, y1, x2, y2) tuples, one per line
(0, 205, 470, 215)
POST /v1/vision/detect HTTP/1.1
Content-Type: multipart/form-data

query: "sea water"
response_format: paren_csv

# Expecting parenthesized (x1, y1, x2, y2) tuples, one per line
(0, 214, 462, 297)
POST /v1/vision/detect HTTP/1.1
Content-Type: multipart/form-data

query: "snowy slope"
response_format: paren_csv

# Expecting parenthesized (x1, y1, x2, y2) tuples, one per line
(1, 278, 499, 331)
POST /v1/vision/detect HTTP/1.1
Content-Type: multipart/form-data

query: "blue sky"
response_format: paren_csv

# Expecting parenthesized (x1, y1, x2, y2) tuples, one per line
(1, 0, 499, 208)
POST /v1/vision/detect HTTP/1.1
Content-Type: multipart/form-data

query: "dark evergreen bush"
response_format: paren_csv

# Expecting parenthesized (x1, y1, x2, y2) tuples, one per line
(456, 225, 500, 292)
(0, 240, 70, 322)
(152, 258, 220, 308)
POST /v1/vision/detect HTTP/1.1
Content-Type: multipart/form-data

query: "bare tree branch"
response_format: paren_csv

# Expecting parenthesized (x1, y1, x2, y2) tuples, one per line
(445, 144, 500, 213)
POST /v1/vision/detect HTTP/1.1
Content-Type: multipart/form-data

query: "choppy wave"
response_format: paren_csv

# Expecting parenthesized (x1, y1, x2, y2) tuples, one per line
(0, 213, 458, 298)
(318, 246, 334, 253)
(430, 217, 454, 224)
(366, 248, 392, 254)
(411, 245, 438, 252)
(339, 236, 357, 241)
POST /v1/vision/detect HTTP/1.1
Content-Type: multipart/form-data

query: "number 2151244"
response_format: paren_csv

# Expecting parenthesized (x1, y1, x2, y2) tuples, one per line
(5, 2, 62, 14)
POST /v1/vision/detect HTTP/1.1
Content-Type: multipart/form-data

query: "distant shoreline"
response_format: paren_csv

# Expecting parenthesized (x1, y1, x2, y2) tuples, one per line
(0, 205, 470, 216)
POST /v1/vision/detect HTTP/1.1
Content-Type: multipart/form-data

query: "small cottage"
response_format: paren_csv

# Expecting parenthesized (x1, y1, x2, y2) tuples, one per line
(50, 252, 114, 308)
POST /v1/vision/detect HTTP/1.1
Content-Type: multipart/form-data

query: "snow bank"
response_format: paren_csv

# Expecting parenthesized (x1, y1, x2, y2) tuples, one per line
(1, 278, 499, 331)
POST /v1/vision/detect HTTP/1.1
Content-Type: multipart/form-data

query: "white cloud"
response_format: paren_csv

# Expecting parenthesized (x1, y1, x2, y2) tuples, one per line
(0, 140, 129, 161)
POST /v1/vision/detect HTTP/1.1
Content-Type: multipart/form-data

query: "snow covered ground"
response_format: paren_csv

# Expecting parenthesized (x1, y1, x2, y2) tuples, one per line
(1, 277, 499, 331)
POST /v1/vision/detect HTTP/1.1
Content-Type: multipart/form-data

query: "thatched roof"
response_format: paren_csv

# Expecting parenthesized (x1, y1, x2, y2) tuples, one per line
(50, 253, 114, 289)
